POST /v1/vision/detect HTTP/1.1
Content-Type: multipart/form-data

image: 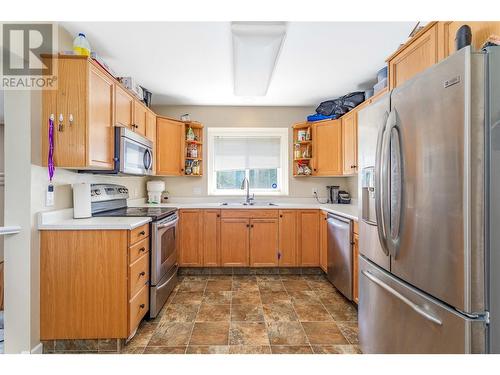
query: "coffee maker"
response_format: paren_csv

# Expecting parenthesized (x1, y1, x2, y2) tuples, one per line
(326, 185, 340, 204)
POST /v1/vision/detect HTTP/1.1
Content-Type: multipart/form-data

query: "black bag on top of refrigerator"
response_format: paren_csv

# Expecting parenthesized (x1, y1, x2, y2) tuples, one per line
(315, 91, 365, 116)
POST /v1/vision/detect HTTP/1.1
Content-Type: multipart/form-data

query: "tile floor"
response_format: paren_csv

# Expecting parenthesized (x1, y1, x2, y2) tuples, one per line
(122, 273, 360, 354)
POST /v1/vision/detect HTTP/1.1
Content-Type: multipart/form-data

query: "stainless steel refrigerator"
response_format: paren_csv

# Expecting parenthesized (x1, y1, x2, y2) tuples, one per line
(357, 46, 500, 354)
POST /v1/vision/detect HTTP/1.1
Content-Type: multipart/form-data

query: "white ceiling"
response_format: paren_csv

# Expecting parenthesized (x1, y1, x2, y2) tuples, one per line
(61, 22, 415, 106)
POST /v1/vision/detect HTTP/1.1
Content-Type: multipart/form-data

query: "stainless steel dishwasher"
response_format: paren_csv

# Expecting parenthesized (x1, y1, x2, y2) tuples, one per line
(327, 213, 353, 300)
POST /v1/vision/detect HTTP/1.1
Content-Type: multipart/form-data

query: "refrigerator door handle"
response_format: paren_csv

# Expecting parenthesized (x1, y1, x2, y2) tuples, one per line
(381, 109, 402, 258)
(375, 111, 390, 256)
(362, 270, 443, 326)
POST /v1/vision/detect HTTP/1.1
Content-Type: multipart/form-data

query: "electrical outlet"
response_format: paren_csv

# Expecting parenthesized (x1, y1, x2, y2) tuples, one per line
(312, 187, 318, 196)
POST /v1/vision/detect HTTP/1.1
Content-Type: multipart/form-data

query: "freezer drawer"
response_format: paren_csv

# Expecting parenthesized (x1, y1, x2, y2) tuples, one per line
(359, 256, 487, 354)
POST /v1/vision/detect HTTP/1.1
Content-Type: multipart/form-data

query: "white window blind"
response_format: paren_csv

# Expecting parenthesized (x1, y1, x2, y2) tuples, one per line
(214, 136, 281, 171)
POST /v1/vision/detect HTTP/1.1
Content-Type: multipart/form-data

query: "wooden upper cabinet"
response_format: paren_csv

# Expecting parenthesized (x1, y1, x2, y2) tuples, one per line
(342, 110, 358, 175)
(278, 210, 297, 267)
(441, 21, 500, 58)
(178, 210, 203, 267)
(297, 210, 320, 266)
(203, 210, 220, 267)
(312, 120, 342, 176)
(249, 218, 279, 267)
(220, 218, 249, 267)
(114, 84, 134, 129)
(156, 117, 184, 175)
(388, 22, 439, 90)
(88, 64, 115, 169)
(319, 211, 328, 272)
(133, 100, 147, 137)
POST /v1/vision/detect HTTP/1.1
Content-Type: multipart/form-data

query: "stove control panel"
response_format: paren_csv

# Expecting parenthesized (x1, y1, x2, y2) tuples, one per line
(90, 184, 129, 202)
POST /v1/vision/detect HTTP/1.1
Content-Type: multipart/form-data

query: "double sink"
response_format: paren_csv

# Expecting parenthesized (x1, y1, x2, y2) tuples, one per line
(220, 202, 279, 207)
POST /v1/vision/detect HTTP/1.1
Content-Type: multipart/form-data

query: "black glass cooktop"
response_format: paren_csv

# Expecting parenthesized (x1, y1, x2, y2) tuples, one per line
(93, 206, 177, 221)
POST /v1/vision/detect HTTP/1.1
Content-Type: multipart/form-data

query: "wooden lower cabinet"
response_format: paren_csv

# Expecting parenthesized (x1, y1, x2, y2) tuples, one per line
(40, 225, 150, 340)
(249, 218, 279, 267)
(178, 210, 203, 267)
(203, 210, 221, 266)
(319, 211, 328, 272)
(278, 210, 297, 267)
(297, 210, 320, 266)
(220, 218, 250, 267)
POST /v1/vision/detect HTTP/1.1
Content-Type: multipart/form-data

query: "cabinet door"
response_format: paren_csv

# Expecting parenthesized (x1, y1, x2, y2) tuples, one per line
(220, 218, 249, 267)
(319, 211, 328, 272)
(88, 64, 114, 169)
(342, 110, 358, 175)
(312, 120, 342, 176)
(388, 23, 438, 89)
(178, 210, 203, 267)
(297, 210, 320, 266)
(249, 218, 279, 267)
(352, 232, 359, 304)
(203, 210, 220, 267)
(441, 21, 500, 59)
(114, 84, 134, 129)
(278, 210, 297, 267)
(42, 57, 88, 168)
(156, 117, 183, 175)
(146, 110, 157, 174)
(133, 100, 147, 136)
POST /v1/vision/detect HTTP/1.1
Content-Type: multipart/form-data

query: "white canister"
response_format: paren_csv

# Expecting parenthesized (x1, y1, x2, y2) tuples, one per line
(72, 183, 92, 218)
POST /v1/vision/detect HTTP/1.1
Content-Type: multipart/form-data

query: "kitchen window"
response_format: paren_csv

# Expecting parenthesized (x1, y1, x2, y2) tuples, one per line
(207, 128, 289, 195)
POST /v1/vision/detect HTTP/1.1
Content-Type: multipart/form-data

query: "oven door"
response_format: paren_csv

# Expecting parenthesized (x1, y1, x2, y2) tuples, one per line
(151, 216, 178, 285)
(120, 134, 153, 176)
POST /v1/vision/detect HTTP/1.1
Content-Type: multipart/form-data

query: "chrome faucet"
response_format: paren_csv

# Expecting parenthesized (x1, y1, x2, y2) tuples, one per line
(240, 177, 255, 205)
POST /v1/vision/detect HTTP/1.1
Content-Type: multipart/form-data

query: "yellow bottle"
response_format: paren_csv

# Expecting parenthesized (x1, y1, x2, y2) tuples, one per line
(73, 33, 91, 56)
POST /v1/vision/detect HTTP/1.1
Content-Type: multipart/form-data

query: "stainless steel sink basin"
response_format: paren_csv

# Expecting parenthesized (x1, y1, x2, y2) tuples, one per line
(220, 202, 278, 207)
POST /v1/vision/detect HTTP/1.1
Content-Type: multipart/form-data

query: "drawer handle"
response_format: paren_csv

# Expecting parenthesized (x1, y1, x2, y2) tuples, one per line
(139, 271, 146, 277)
(139, 304, 145, 309)
(139, 231, 146, 236)
(139, 247, 146, 252)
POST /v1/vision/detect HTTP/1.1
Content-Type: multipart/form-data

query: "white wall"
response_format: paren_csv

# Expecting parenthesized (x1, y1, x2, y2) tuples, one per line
(152, 105, 358, 199)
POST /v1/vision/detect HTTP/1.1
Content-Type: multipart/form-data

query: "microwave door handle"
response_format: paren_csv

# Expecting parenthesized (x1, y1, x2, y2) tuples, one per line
(147, 149, 153, 170)
(375, 111, 390, 256)
(143, 149, 152, 171)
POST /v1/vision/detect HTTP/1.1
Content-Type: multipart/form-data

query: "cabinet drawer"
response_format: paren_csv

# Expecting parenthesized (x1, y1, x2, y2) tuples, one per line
(220, 209, 278, 219)
(128, 284, 149, 335)
(129, 224, 150, 245)
(129, 253, 149, 299)
(129, 237, 150, 264)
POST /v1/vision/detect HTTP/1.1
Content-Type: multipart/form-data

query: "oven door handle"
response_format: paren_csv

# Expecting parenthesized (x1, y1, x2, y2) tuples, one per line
(156, 218, 179, 229)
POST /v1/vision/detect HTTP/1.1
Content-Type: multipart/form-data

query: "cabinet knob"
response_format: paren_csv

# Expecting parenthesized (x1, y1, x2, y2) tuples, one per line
(217, 214, 220, 217)
(139, 271, 146, 277)
(246, 224, 249, 228)
(139, 304, 145, 309)
(250, 224, 254, 228)
(139, 247, 146, 252)
(313, 168, 317, 172)
(280, 214, 283, 218)
(139, 231, 146, 236)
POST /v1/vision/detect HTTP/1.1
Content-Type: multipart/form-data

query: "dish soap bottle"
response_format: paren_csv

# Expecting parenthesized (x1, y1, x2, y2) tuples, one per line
(73, 33, 91, 56)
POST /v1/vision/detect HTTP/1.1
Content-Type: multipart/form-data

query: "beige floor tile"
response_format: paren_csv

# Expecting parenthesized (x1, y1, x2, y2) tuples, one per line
(257, 280, 285, 292)
(287, 290, 321, 305)
(312, 345, 361, 354)
(205, 279, 233, 292)
(196, 304, 231, 322)
(262, 303, 298, 322)
(260, 291, 291, 304)
(148, 322, 193, 347)
(125, 322, 157, 348)
(337, 322, 359, 344)
(229, 322, 270, 346)
(282, 280, 312, 292)
(232, 290, 261, 304)
(323, 302, 358, 322)
(228, 345, 272, 354)
(171, 291, 204, 305)
(203, 291, 232, 304)
(293, 303, 333, 322)
(231, 304, 265, 322)
(271, 345, 313, 354)
(266, 322, 309, 346)
(143, 346, 186, 354)
(186, 345, 230, 354)
(189, 322, 230, 345)
(160, 303, 200, 323)
(301, 322, 349, 345)
(178, 281, 207, 292)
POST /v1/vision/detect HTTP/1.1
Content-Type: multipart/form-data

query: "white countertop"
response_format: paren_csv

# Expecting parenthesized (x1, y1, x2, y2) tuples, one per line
(131, 201, 359, 221)
(37, 201, 358, 231)
(37, 209, 151, 230)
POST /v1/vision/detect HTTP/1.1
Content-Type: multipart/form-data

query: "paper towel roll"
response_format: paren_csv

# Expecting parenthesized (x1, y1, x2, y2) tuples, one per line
(72, 183, 92, 218)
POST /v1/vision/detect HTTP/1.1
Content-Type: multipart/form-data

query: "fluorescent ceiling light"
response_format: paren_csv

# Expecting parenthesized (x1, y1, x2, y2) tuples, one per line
(231, 22, 286, 96)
